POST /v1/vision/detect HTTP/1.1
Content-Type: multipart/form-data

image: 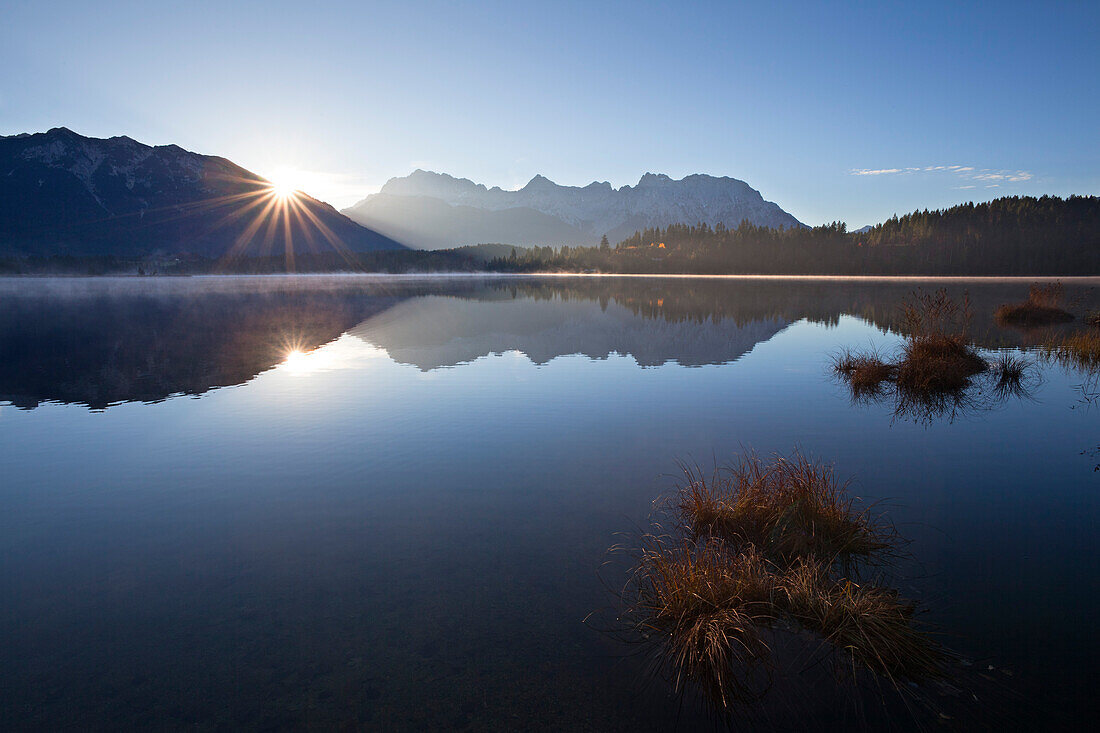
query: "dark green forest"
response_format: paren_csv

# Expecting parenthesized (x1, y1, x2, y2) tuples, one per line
(484, 195, 1100, 275)
(1, 195, 1097, 275)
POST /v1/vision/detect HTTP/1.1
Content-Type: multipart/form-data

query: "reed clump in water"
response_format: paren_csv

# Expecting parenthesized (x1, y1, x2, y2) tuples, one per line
(620, 451, 948, 716)
(894, 336, 987, 393)
(777, 560, 947, 684)
(895, 289, 986, 392)
(675, 452, 892, 563)
(832, 349, 896, 397)
(833, 290, 996, 420)
(990, 352, 1031, 400)
(631, 536, 776, 709)
(994, 282, 1074, 327)
(1045, 329, 1100, 372)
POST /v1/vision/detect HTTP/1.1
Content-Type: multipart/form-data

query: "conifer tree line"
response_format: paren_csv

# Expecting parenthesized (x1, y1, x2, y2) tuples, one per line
(485, 195, 1100, 275)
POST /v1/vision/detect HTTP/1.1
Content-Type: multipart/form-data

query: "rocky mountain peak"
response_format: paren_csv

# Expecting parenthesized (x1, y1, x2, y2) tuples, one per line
(380, 169, 487, 199)
(636, 172, 673, 187)
(521, 173, 556, 191)
(345, 170, 803, 249)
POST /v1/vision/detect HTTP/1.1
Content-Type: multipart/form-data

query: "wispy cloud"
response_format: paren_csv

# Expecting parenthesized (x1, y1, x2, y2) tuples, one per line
(851, 168, 904, 176)
(970, 171, 1033, 182)
(849, 165, 1032, 184)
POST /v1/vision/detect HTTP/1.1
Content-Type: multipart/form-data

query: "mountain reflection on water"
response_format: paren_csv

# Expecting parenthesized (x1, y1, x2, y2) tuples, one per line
(1, 275, 1092, 410)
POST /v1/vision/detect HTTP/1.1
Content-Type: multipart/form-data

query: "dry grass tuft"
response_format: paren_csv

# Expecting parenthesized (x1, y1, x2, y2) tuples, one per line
(900, 288, 973, 343)
(675, 453, 892, 564)
(834, 290, 996, 420)
(619, 451, 948, 715)
(990, 352, 1032, 400)
(896, 289, 986, 392)
(995, 282, 1074, 327)
(991, 352, 1026, 384)
(894, 336, 987, 393)
(630, 536, 777, 709)
(778, 560, 947, 683)
(833, 349, 896, 396)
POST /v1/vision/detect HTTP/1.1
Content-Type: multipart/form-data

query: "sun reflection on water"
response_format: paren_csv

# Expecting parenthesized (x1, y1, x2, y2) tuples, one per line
(280, 346, 340, 376)
(275, 336, 379, 376)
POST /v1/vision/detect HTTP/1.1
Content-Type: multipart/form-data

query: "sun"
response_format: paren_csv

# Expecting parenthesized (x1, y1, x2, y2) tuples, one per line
(270, 180, 297, 200)
(266, 167, 303, 201)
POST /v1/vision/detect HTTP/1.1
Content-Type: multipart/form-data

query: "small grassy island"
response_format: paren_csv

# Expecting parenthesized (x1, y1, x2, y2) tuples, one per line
(833, 288, 1036, 421)
(995, 282, 1075, 327)
(616, 451, 948, 717)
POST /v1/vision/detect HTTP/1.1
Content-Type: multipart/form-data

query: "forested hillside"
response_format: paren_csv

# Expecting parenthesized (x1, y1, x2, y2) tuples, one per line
(485, 196, 1100, 275)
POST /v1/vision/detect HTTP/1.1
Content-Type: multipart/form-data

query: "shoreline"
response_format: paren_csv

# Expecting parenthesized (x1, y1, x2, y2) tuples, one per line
(3, 271, 1100, 283)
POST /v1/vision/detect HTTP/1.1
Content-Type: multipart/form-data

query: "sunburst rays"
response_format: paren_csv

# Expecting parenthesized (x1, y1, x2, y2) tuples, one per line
(200, 172, 361, 272)
(42, 166, 364, 271)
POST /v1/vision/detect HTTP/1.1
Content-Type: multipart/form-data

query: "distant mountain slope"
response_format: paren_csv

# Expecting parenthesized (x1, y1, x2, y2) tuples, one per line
(342, 193, 589, 251)
(343, 170, 803, 249)
(0, 128, 403, 258)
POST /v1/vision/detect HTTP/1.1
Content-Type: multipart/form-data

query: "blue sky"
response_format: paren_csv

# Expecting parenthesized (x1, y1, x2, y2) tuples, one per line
(2, 0, 1097, 226)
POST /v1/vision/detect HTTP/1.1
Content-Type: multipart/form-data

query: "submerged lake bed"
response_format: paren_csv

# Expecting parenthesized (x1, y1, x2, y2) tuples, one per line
(1, 275, 1098, 730)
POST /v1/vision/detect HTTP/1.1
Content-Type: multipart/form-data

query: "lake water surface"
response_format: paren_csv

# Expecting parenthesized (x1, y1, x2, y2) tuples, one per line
(1, 275, 1098, 730)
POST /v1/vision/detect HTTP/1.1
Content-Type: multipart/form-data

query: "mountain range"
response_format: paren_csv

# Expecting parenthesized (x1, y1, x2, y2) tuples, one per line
(0, 128, 401, 258)
(1, 127, 805, 259)
(343, 170, 803, 249)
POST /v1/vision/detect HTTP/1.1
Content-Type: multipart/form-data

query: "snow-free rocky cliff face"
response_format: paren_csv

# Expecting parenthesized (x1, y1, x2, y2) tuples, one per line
(343, 170, 804, 249)
(0, 128, 401, 257)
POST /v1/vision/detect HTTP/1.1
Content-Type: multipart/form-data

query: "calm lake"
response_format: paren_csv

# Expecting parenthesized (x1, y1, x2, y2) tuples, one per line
(1, 275, 1098, 730)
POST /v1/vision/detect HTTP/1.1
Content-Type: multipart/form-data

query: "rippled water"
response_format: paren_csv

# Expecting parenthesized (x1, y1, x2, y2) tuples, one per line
(1, 275, 1098, 730)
